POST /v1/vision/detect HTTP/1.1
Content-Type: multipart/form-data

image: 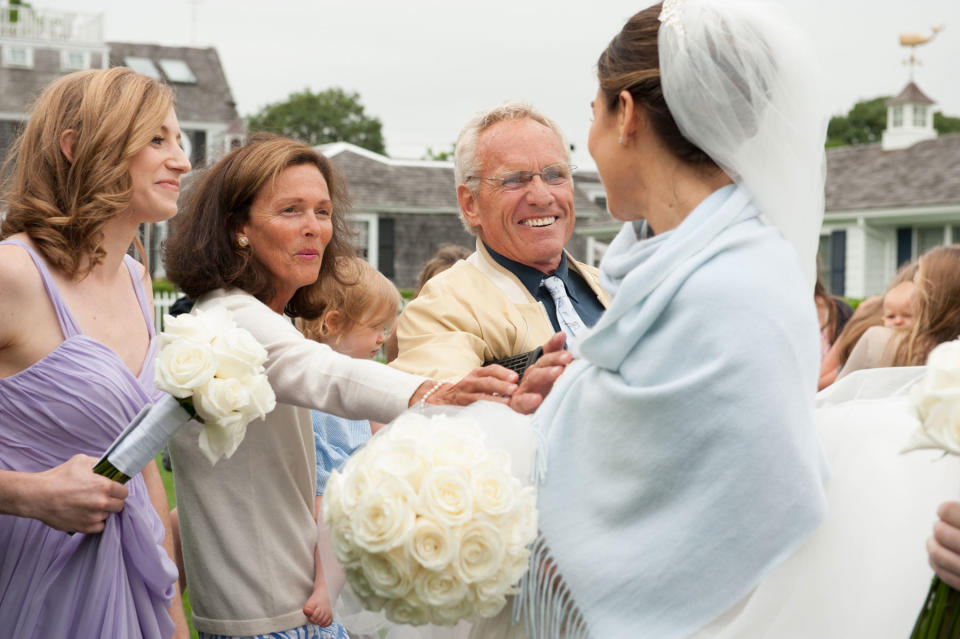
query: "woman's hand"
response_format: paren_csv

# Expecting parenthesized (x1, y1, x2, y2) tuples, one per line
(929, 501, 960, 589)
(410, 366, 519, 408)
(509, 333, 572, 414)
(7, 455, 129, 533)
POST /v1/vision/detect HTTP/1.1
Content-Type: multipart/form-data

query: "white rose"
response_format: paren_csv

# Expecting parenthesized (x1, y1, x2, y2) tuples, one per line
(407, 515, 458, 571)
(360, 549, 414, 599)
(383, 593, 430, 626)
(413, 566, 468, 608)
(211, 327, 268, 379)
(418, 466, 473, 527)
(375, 438, 428, 493)
(157, 312, 216, 349)
(428, 594, 477, 626)
(430, 431, 484, 469)
(351, 475, 417, 553)
(455, 519, 506, 584)
(341, 466, 373, 515)
(473, 592, 508, 618)
(346, 565, 386, 612)
(503, 487, 538, 553)
(926, 341, 960, 390)
(239, 373, 276, 422)
(154, 340, 217, 398)
(194, 307, 238, 337)
(471, 466, 519, 518)
(193, 377, 251, 425)
(330, 518, 362, 565)
(908, 340, 960, 454)
(198, 416, 247, 464)
(322, 470, 346, 524)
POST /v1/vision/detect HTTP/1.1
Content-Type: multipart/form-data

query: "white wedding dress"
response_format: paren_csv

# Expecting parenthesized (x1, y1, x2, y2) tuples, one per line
(328, 367, 955, 638)
(694, 365, 957, 638)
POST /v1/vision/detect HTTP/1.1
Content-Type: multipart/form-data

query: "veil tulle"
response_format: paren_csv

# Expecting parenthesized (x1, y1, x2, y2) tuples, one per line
(659, 0, 827, 288)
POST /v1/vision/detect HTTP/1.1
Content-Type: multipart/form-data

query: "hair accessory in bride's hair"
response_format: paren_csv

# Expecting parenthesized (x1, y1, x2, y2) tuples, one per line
(658, 0, 685, 33)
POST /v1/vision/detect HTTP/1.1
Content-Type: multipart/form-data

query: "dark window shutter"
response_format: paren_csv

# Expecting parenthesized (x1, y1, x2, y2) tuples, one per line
(829, 229, 846, 296)
(190, 130, 206, 168)
(378, 217, 395, 278)
(896, 227, 913, 267)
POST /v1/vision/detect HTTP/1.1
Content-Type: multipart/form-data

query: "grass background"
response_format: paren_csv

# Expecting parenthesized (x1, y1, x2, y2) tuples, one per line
(156, 454, 199, 639)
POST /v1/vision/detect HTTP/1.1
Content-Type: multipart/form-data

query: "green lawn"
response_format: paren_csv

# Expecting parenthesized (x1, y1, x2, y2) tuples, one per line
(156, 453, 198, 639)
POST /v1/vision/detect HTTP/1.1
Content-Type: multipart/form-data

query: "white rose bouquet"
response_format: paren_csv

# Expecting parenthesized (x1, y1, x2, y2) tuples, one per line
(323, 406, 538, 627)
(902, 339, 960, 638)
(93, 307, 276, 482)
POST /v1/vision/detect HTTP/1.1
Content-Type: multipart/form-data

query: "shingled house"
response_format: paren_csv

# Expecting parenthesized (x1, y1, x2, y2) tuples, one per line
(0, 6, 243, 276)
(321, 142, 606, 289)
(819, 82, 960, 298)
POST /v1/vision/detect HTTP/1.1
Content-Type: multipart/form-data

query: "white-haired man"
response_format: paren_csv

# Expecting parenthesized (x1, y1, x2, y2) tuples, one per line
(391, 102, 609, 380)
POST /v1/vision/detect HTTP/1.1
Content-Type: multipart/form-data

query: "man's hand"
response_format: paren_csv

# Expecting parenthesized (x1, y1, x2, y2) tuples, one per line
(929, 501, 960, 589)
(510, 333, 572, 415)
(17, 455, 129, 533)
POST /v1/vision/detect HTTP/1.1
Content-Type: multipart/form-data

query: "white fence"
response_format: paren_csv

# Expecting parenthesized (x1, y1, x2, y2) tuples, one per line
(153, 291, 179, 334)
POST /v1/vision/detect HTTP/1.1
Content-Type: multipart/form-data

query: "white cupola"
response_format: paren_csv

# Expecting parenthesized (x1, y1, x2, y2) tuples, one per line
(881, 81, 937, 151)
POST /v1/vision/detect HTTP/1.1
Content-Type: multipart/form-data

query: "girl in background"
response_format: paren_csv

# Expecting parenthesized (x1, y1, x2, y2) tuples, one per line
(296, 256, 401, 630)
(839, 246, 960, 378)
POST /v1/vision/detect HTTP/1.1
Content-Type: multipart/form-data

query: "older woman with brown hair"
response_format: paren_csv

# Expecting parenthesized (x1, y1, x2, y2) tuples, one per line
(163, 134, 565, 639)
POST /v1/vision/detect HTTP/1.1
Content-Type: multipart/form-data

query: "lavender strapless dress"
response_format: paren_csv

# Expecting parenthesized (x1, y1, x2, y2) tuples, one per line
(0, 240, 177, 638)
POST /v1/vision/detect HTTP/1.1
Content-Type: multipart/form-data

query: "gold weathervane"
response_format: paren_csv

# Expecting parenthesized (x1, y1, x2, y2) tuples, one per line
(900, 25, 944, 78)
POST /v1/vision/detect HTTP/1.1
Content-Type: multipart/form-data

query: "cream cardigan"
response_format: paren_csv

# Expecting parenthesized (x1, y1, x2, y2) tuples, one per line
(169, 289, 423, 636)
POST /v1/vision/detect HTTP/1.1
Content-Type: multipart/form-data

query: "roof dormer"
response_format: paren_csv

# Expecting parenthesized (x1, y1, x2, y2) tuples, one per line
(881, 81, 937, 151)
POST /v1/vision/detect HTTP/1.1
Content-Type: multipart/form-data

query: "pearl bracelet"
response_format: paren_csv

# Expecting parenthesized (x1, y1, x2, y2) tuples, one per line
(418, 378, 453, 409)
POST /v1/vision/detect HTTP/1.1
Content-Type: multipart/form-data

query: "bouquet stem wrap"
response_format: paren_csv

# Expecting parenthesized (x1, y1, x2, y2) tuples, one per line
(93, 395, 194, 483)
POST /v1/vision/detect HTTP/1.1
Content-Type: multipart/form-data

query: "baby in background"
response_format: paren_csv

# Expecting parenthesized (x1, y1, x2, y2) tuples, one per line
(296, 256, 401, 628)
(882, 280, 915, 328)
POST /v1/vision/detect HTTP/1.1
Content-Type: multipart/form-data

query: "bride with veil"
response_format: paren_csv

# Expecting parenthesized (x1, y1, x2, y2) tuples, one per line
(326, 0, 958, 636)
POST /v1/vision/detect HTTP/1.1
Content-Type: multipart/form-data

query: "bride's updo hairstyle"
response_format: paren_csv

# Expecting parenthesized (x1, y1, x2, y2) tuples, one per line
(596, 3, 716, 171)
(0, 68, 174, 278)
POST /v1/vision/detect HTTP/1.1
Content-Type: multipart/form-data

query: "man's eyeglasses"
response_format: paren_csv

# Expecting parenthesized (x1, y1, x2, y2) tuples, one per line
(467, 164, 576, 191)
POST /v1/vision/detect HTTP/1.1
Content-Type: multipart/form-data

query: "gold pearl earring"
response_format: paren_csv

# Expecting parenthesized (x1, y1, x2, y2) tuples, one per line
(237, 236, 249, 248)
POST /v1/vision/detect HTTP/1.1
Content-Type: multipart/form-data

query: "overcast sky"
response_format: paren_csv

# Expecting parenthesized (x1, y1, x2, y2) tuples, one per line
(40, 0, 960, 168)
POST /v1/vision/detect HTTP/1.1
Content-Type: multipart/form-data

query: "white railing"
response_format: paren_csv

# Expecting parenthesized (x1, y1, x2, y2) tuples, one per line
(0, 6, 102, 43)
(153, 291, 179, 334)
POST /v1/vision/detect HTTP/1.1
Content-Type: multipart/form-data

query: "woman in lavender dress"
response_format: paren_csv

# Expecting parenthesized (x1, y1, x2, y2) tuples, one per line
(0, 68, 191, 638)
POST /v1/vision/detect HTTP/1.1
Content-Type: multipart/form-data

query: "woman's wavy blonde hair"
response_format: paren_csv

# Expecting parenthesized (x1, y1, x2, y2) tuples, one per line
(894, 245, 960, 366)
(0, 67, 174, 278)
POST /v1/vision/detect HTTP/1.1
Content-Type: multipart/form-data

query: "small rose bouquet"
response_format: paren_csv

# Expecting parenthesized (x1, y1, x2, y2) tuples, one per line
(323, 407, 538, 626)
(94, 307, 276, 482)
(902, 339, 960, 638)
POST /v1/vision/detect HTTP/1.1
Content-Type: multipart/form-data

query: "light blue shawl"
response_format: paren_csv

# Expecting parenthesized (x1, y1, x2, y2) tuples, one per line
(519, 185, 829, 638)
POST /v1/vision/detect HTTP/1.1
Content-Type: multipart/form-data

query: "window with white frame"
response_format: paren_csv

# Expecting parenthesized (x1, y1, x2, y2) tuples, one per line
(61, 49, 90, 71)
(913, 105, 927, 127)
(124, 56, 160, 79)
(917, 227, 944, 257)
(350, 213, 379, 269)
(892, 105, 903, 127)
(2, 45, 33, 68)
(158, 59, 197, 84)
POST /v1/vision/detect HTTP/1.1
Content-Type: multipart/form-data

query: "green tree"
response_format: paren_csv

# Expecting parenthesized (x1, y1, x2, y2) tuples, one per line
(825, 96, 889, 147)
(246, 88, 386, 154)
(934, 112, 960, 135)
(422, 142, 456, 161)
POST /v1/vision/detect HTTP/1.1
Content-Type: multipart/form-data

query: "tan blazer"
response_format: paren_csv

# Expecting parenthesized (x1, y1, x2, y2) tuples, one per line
(390, 241, 610, 380)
